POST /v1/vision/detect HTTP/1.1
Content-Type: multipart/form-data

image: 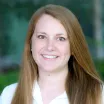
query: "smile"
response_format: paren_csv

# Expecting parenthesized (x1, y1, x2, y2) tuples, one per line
(42, 54, 58, 59)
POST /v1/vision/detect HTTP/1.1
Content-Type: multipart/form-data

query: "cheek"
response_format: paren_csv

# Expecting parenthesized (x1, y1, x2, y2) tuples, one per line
(31, 41, 38, 56)
(31, 43, 40, 63)
(32, 41, 45, 55)
(60, 44, 70, 56)
(32, 39, 39, 49)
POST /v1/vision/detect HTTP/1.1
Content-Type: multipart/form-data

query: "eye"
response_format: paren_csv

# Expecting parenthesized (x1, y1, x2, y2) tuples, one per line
(57, 37, 66, 41)
(37, 35, 46, 39)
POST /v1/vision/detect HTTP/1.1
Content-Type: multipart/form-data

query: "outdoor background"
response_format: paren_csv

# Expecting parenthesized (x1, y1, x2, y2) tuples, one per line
(0, 0, 104, 94)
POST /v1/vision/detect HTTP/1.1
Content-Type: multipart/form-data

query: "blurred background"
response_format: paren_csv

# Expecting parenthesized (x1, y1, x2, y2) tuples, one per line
(0, 0, 104, 93)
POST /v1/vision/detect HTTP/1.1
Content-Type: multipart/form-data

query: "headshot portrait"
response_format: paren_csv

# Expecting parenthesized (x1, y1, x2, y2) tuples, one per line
(1, 4, 104, 104)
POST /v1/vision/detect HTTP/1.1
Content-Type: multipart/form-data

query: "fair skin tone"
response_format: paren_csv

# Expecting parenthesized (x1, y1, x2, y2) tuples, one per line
(31, 14, 70, 104)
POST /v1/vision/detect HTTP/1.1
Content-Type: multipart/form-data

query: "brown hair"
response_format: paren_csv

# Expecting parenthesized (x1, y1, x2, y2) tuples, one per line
(11, 4, 103, 104)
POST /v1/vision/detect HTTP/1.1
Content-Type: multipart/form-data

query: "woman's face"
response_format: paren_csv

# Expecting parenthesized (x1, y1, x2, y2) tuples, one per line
(31, 14, 70, 73)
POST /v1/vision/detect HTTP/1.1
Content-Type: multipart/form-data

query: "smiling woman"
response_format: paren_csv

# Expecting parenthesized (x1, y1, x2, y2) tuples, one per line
(31, 14, 70, 73)
(1, 4, 104, 104)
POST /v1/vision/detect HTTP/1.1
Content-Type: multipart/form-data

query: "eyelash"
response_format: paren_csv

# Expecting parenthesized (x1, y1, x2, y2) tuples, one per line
(37, 35, 46, 39)
(57, 37, 66, 41)
(37, 35, 66, 41)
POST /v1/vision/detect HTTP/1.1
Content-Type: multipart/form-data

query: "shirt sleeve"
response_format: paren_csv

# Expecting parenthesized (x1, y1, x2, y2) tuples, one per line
(0, 83, 17, 104)
(0, 96, 2, 104)
(102, 85, 104, 104)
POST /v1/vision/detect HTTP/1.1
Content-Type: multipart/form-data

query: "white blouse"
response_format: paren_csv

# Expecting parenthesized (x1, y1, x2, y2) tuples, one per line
(0, 82, 104, 104)
(0, 82, 69, 104)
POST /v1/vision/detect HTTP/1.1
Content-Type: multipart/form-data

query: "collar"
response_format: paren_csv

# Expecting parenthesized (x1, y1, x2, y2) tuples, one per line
(32, 81, 68, 101)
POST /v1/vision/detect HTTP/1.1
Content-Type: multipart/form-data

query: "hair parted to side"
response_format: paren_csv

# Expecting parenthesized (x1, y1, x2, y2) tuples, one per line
(11, 4, 103, 104)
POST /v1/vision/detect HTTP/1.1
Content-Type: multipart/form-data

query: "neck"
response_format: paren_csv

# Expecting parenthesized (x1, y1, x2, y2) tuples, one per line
(37, 66, 68, 91)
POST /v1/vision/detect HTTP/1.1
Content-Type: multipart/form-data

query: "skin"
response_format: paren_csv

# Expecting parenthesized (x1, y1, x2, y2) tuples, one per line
(31, 14, 70, 104)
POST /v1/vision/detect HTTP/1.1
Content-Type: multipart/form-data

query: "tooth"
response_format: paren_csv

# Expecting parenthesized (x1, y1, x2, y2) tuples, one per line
(43, 55, 57, 59)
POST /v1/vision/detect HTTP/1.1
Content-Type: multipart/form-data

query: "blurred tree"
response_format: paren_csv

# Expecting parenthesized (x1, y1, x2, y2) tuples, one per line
(67, 0, 94, 37)
(0, 0, 103, 61)
(94, 0, 104, 59)
(0, 3, 12, 56)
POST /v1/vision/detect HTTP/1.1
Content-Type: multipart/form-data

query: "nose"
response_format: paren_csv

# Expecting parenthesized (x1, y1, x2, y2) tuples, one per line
(46, 39, 55, 51)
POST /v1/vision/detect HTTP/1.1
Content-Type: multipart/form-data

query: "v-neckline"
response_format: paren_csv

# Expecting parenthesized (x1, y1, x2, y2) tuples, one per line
(32, 81, 67, 104)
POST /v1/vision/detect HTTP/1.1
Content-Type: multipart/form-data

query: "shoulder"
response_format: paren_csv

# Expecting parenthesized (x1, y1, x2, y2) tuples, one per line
(1, 83, 18, 104)
(102, 85, 104, 103)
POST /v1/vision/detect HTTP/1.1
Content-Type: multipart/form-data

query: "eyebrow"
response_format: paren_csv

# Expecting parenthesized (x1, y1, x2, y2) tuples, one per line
(37, 32, 47, 35)
(37, 32, 65, 36)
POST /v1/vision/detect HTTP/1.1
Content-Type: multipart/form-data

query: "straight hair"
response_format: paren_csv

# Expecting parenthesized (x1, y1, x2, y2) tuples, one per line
(11, 4, 103, 104)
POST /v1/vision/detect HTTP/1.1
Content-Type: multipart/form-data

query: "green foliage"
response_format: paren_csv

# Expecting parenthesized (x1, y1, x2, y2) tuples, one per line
(94, 60, 104, 80)
(0, 71, 19, 94)
(0, 3, 12, 56)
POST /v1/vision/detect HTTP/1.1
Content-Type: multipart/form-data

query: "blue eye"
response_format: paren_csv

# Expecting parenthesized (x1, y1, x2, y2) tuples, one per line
(57, 37, 66, 41)
(37, 35, 46, 39)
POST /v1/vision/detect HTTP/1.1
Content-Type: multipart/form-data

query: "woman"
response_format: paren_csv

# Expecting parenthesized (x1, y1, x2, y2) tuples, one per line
(1, 4, 104, 104)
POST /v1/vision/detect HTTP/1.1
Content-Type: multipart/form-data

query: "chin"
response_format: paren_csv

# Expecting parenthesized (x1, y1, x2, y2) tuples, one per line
(40, 66, 60, 72)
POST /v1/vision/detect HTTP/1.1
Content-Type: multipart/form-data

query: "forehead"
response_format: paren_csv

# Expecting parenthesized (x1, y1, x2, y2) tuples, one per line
(34, 14, 67, 35)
